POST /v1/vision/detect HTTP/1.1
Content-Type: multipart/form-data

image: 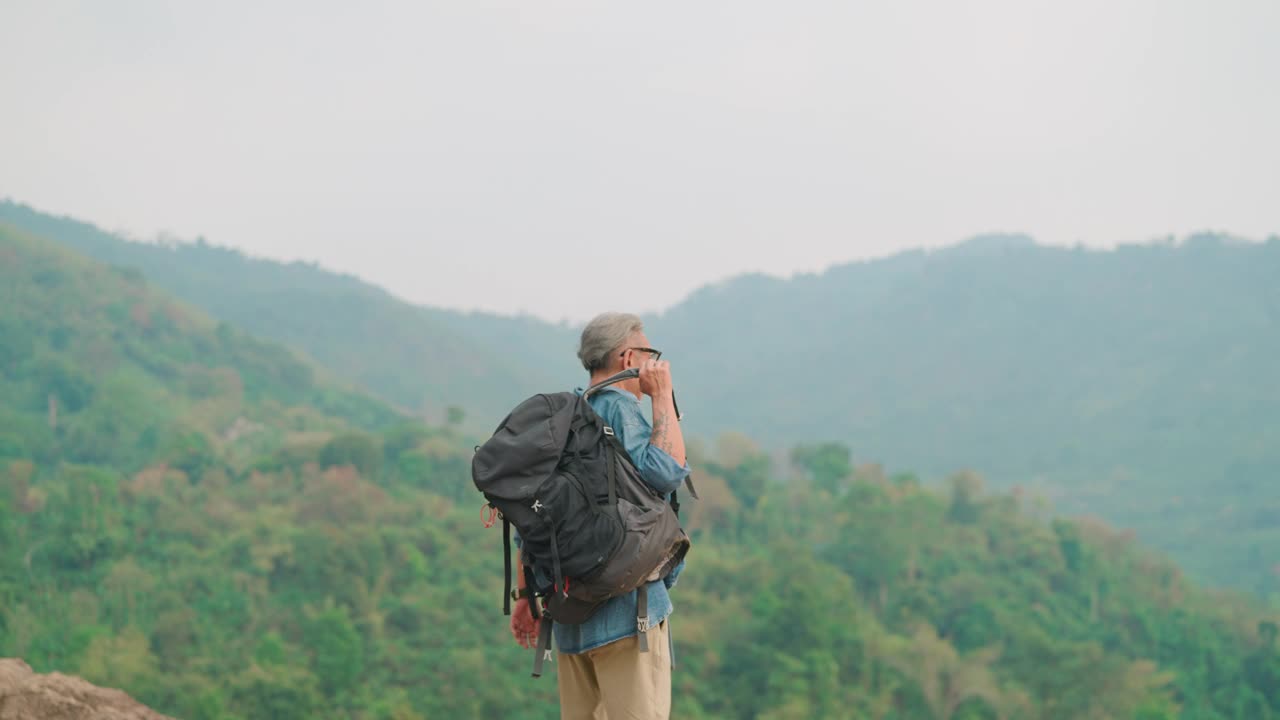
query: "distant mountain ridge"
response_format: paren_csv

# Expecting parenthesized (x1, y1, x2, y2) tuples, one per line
(3, 198, 1278, 597)
(9, 205, 1280, 718)
(654, 231, 1280, 594)
(0, 199, 580, 424)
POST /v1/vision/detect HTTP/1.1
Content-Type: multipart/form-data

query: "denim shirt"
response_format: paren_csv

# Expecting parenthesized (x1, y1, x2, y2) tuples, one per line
(520, 385, 691, 655)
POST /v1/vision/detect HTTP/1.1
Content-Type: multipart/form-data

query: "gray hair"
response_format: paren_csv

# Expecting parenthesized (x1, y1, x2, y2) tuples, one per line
(578, 312, 644, 372)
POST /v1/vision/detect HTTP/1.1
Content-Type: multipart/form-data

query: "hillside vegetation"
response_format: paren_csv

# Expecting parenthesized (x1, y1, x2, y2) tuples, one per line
(0, 221, 399, 475)
(656, 234, 1280, 597)
(0, 200, 579, 424)
(6, 201, 1277, 598)
(1, 221, 1279, 718)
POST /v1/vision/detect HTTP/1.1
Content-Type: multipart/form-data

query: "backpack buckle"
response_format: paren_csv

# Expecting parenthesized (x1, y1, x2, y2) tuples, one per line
(603, 426, 615, 437)
(637, 615, 649, 633)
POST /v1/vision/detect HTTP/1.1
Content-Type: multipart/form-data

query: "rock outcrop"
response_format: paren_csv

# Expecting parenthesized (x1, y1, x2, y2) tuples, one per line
(0, 659, 172, 720)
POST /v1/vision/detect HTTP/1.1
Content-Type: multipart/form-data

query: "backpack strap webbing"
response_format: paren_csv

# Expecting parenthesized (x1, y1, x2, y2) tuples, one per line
(636, 587, 650, 653)
(669, 619, 675, 668)
(523, 565, 540, 622)
(672, 473, 700, 516)
(605, 440, 618, 508)
(684, 474, 699, 500)
(502, 518, 512, 616)
(531, 611, 555, 678)
(549, 519, 565, 599)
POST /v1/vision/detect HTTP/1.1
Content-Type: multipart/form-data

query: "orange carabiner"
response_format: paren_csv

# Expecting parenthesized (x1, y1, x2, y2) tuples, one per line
(481, 503, 499, 529)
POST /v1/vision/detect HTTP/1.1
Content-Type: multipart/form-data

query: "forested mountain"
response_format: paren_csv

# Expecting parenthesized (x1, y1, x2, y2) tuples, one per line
(3, 199, 1278, 599)
(657, 234, 1280, 597)
(3, 217, 1280, 718)
(0, 200, 579, 425)
(0, 221, 400, 475)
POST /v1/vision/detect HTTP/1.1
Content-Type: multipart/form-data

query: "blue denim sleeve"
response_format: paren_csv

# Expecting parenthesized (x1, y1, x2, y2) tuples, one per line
(597, 393, 690, 497)
(663, 558, 685, 589)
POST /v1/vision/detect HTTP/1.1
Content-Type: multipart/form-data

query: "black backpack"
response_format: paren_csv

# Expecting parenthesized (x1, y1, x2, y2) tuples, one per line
(472, 369, 695, 676)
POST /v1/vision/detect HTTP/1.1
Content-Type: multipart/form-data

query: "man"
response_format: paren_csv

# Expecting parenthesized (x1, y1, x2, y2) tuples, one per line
(511, 311, 689, 720)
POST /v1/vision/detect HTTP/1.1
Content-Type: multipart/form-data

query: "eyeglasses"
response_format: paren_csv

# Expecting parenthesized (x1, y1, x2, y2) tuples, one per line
(619, 347, 662, 361)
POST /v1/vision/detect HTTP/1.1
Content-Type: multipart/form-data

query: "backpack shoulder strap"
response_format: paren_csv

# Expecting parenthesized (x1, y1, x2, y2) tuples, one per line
(502, 518, 512, 616)
(605, 436, 618, 508)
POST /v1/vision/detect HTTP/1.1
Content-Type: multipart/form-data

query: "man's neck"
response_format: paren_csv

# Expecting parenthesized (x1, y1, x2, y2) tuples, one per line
(589, 370, 641, 399)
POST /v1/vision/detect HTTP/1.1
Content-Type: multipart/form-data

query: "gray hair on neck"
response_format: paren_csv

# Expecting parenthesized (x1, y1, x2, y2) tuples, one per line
(578, 312, 644, 372)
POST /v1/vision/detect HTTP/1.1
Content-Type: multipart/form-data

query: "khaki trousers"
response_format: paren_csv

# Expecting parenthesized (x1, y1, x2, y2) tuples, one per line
(557, 620, 671, 720)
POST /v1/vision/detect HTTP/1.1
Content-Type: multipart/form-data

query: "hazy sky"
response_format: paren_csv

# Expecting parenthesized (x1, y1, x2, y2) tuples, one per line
(2, 1, 1277, 322)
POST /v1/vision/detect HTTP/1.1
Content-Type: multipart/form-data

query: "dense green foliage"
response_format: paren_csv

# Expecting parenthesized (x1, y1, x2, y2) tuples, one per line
(657, 235, 1280, 598)
(8, 201, 1273, 598)
(0, 200, 580, 425)
(3, 219, 1280, 718)
(0, 222, 398, 476)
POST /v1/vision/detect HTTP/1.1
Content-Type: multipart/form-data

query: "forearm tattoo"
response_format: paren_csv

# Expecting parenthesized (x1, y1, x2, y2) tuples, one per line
(652, 410, 674, 455)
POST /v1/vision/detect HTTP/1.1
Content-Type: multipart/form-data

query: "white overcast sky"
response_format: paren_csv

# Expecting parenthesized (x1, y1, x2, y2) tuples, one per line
(2, 1, 1277, 322)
